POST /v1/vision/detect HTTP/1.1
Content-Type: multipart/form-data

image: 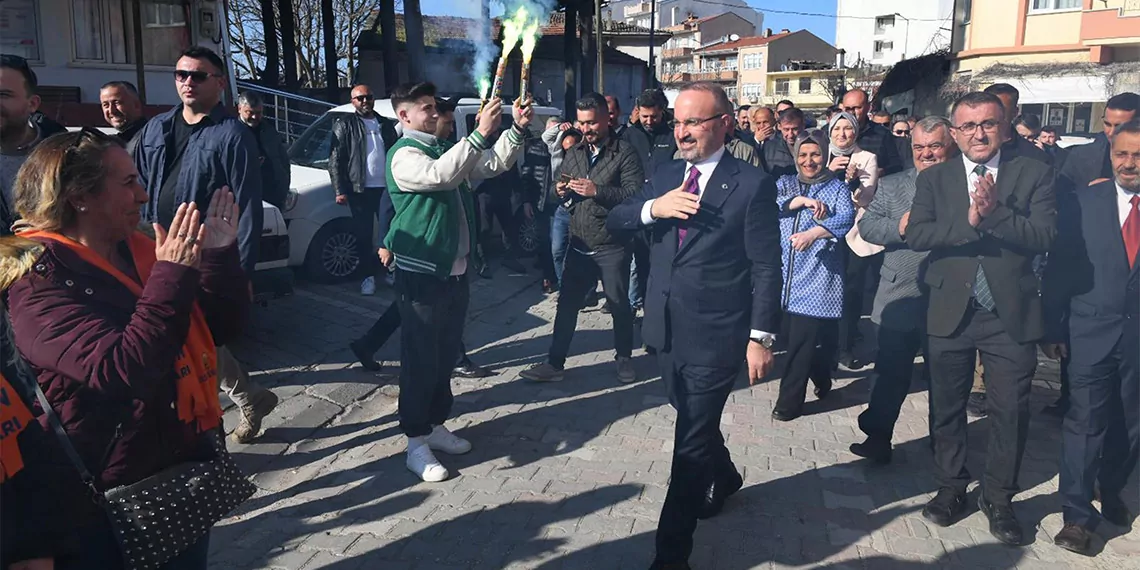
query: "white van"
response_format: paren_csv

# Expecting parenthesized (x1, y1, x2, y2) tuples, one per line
(282, 98, 561, 282)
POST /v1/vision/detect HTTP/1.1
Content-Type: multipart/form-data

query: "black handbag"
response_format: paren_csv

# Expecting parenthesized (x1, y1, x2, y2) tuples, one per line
(28, 379, 255, 570)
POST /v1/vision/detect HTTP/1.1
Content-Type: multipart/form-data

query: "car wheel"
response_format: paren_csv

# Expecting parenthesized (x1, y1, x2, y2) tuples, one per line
(304, 218, 361, 282)
(516, 210, 540, 255)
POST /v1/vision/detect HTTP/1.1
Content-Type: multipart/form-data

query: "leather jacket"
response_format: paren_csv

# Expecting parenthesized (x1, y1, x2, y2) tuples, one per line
(328, 111, 399, 196)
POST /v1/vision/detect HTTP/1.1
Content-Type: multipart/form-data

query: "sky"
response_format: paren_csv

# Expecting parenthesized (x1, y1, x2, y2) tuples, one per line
(418, 0, 839, 43)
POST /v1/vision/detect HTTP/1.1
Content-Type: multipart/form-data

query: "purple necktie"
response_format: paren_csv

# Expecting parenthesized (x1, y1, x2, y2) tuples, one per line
(677, 166, 701, 247)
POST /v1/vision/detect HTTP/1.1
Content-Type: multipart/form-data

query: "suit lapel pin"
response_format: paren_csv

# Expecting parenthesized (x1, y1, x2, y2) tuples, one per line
(722, 183, 728, 189)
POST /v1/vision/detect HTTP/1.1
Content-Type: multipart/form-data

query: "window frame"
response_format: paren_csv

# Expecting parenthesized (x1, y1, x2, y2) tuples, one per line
(0, 0, 44, 63)
(774, 79, 790, 96)
(66, 0, 192, 69)
(798, 77, 812, 95)
(1028, 0, 1082, 13)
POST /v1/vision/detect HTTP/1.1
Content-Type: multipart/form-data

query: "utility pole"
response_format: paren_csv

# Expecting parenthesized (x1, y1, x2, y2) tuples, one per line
(564, 5, 578, 116)
(648, 0, 657, 87)
(131, 0, 146, 104)
(378, 0, 399, 94)
(405, 0, 427, 81)
(595, 0, 604, 93)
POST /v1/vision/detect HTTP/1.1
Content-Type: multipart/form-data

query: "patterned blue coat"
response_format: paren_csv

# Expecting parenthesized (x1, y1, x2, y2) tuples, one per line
(776, 175, 855, 319)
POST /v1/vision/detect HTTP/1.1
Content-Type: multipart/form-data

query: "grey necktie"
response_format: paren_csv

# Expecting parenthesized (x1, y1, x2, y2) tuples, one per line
(972, 164, 995, 311)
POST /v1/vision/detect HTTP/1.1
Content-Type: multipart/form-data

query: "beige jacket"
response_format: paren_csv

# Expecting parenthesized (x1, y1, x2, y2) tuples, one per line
(836, 148, 883, 257)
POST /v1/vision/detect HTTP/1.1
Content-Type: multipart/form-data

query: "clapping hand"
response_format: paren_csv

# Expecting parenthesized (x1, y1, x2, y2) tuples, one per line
(154, 203, 205, 269)
(970, 172, 997, 226)
(202, 187, 239, 250)
(649, 186, 701, 220)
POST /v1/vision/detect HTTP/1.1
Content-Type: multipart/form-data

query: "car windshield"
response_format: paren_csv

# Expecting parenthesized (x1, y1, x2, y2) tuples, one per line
(289, 112, 338, 168)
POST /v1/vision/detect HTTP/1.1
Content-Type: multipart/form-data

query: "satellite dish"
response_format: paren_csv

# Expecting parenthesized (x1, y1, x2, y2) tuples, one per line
(729, 34, 741, 42)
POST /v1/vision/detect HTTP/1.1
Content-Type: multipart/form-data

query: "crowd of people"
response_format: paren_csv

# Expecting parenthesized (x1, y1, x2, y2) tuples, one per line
(1, 41, 1138, 570)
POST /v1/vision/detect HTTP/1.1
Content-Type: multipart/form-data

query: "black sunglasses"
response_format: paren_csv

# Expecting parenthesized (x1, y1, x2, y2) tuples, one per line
(174, 69, 220, 84)
(894, 129, 910, 135)
(353, 94, 374, 102)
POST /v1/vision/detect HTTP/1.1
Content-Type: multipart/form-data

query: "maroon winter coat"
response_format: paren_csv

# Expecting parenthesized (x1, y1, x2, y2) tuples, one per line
(3, 238, 249, 497)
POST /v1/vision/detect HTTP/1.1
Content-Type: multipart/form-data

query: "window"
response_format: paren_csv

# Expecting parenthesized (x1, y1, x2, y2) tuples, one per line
(1030, 0, 1081, 11)
(70, 0, 192, 66)
(774, 79, 790, 96)
(144, 2, 186, 28)
(874, 40, 894, 54)
(798, 77, 812, 94)
(742, 83, 763, 100)
(0, 0, 42, 61)
(828, 75, 844, 94)
(742, 53, 764, 70)
(725, 86, 738, 101)
(875, 15, 896, 33)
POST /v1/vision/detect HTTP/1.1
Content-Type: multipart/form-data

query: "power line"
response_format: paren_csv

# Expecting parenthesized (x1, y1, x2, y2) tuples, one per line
(682, 0, 950, 22)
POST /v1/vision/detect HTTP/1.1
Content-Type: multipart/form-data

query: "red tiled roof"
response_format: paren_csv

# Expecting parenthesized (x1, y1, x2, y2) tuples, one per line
(696, 32, 795, 53)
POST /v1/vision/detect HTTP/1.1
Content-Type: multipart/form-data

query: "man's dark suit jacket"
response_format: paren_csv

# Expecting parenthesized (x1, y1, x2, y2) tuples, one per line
(1043, 180, 1140, 368)
(1060, 134, 1112, 190)
(606, 154, 782, 367)
(755, 135, 795, 179)
(906, 153, 1057, 343)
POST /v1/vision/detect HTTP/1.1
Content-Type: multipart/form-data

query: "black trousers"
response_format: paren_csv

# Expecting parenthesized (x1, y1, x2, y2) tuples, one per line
(840, 246, 883, 352)
(347, 190, 382, 275)
(776, 313, 839, 414)
(655, 349, 740, 564)
(548, 246, 633, 369)
(533, 208, 558, 283)
(356, 302, 472, 367)
(395, 270, 469, 438)
(928, 304, 1037, 505)
(1060, 335, 1140, 527)
(858, 324, 927, 443)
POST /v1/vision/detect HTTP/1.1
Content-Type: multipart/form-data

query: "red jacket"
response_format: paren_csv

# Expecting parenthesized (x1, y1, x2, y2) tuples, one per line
(2, 237, 249, 496)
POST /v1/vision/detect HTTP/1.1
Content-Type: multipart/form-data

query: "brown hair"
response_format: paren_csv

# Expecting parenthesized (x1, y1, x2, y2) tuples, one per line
(13, 129, 123, 231)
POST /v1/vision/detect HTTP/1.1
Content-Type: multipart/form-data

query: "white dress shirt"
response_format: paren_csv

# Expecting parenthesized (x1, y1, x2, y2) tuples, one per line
(962, 151, 1001, 203)
(1117, 183, 1138, 228)
(638, 145, 776, 344)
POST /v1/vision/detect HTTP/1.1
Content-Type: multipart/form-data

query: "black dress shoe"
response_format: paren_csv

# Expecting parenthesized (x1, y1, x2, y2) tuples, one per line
(1053, 523, 1093, 555)
(922, 487, 967, 527)
(1101, 495, 1133, 527)
(453, 362, 493, 379)
(978, 495, 1024, 545)
(772, 409, 800, 422)
(349, 341, 381, 372)
(813, 378, 832, 399)
(849, 438, 892, 464)
(697, 470, 743, 520)
(838, 352, 864, 370)
(966, 392, 987, 418)
(648, 560, 692, 570)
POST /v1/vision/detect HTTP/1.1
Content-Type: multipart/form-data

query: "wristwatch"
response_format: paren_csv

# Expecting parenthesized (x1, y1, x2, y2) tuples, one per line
(752, 336, 775, 350)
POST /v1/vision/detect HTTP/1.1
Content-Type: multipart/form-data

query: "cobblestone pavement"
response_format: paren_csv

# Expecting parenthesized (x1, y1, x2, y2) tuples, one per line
(211, 268, 1140, 570)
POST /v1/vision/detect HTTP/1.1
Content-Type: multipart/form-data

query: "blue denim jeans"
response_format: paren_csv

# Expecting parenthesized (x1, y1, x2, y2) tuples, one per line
(550, 206, 572, 285)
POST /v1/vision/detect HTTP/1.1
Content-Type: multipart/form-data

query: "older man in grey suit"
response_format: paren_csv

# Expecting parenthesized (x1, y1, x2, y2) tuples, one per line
(850, 116, 960, 463)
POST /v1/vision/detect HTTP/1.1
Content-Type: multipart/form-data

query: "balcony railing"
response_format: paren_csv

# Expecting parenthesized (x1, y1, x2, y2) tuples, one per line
(693, 70, 738, 82)
(661, 47, 694, 59)
(661, 72, 694, 84)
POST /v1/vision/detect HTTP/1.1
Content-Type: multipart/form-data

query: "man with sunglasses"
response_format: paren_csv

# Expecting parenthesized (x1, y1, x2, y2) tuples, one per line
(133, 46, 277, 444)
(329, 84, 400, 296)
(907, 91, 1056, 546)
(0, 54, 47, 235)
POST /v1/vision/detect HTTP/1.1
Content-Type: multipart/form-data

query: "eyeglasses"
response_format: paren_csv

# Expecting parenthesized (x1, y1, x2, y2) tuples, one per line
(353, 94, 374, 102)
(894, 129, 911, 136)
(174, 69, 221, 84)
(953, 121, 1000, 134)
(668, 114, 725, 129)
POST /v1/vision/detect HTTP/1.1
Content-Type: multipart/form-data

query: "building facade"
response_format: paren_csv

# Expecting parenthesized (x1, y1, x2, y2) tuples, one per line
(659, 13, 756, 89)
(694, 29, 839, 107)
(609, 0, 763, 30)
(949, 0, 1140, 135)
(761, 68, 847, 111)
(835, 0, 956, 68)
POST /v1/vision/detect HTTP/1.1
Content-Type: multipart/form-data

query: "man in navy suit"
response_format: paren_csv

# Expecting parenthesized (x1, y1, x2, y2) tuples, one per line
(607, 82, 782, 570)
(1043, 120, 1140, 555)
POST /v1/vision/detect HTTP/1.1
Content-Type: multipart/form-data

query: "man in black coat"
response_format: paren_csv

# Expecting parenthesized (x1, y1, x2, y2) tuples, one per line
(1060, 92, 1139, 190)
(1043, 122, 1140, 555)
(906, 92, 1057, 546)
(607, 81, 781, 570)
(984, 83, 1053, 166)
(99, 81, 147, 156)
(519, 93, 644, 384)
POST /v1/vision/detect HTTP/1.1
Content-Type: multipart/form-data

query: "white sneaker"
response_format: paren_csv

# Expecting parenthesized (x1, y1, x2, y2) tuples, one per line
(406, 438, 449, 482)
(361, 276, 376, 296)
(425, 425, 472, 455)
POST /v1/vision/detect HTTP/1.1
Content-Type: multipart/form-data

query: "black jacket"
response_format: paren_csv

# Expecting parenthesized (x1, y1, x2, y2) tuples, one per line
(117, 119, 147, 158)
(906, 153, 1057, 343)
(328, 111, 399, 196)
(519, 136, 553, 211)
(1059, 134, 1112, 191)
(755, 134, 795, 179)
(622, 122, 677, 181)
(857, 121, 904, 176)
(556, 135, 644, 251)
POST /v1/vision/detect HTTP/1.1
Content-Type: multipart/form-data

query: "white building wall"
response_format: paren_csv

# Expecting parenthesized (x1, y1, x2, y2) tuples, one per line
(608, 0, 763, 31)
(21, 0, 225, 105)
(834, 0, 954, 67)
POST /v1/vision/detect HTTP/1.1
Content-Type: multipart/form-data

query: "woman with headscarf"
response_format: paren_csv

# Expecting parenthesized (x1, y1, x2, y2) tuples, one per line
(828, 111, 882, 370)
(1, 129, 251, 569)
(772, 130, 856, 422)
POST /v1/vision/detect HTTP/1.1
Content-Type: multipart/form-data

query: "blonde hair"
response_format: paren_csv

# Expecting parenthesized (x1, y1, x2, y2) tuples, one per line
(13, 130, 122, 232)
